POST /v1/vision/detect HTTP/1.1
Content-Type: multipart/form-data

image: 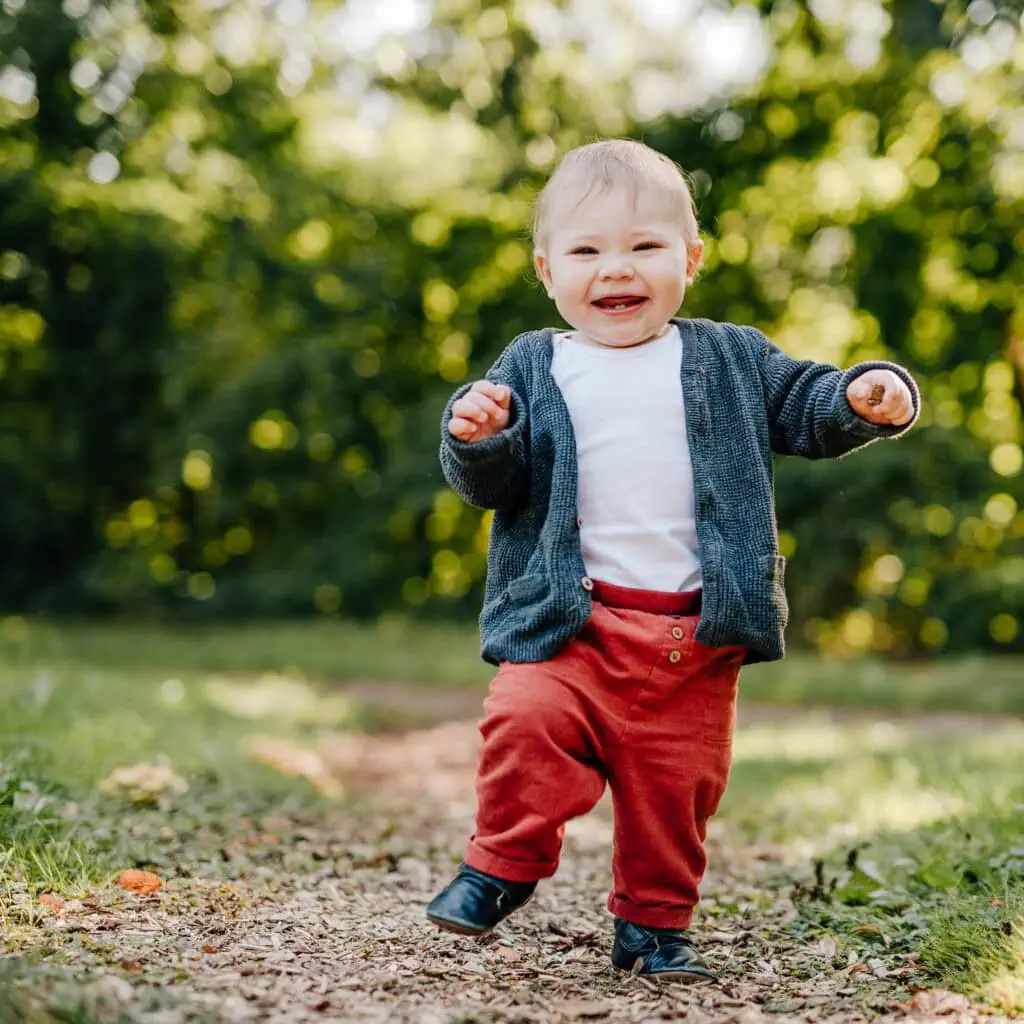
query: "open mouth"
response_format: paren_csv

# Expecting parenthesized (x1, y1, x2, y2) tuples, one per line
(591, 295, 649, 315)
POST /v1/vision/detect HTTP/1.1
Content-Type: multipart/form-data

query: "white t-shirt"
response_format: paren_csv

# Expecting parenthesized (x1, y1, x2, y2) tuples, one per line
(550, 325, 701, 593)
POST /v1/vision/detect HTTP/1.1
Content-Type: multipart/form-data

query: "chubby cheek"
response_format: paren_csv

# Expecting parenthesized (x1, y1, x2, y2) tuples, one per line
(552, 269, 595, 310)
(554, 292, 591, 328)
(657, 275, 687, 310)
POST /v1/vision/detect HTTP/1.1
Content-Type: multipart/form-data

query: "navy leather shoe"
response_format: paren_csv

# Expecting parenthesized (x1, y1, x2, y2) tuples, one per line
(611, 919, 717, 982)
(426, 864, 536, 936)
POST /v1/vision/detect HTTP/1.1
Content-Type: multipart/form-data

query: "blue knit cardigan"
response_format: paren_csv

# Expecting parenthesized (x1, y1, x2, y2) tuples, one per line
(440, 318, 919, 665)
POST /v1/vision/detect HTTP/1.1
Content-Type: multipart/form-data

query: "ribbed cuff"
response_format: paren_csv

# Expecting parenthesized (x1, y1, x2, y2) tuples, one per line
(441, 385, 527, 465)
(833, 360, 921, 439)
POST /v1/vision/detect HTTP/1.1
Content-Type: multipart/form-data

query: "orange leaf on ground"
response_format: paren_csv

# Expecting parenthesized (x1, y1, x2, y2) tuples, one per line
(38, 893, 64, 912)
(117, 870, 163, 895)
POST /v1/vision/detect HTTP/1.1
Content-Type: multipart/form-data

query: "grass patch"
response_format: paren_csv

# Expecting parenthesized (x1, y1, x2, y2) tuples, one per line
(0, 958, 179, 1024)
(1, 616, 491, 690)
(3, 616, 1024, 715)
(722, 716, 1024, 1014)
(0, 658, 344, 897)
(921, 895, 1024, 1013)
(2, 620, 1022, 1014)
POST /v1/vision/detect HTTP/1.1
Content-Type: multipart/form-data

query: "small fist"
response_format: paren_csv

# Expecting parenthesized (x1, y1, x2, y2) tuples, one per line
(846, 370, 914, 426)
(448, 380, 511, 443)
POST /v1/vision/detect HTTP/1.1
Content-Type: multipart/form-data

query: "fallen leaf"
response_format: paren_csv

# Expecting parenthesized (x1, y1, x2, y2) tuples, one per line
(39, 893, 65, 913)
(117, 870, 163, 895)
(905, 989, 973, 1017)
(100, 763, 188, 804)
(203, 944, 216, 954)
(839, 960, 868, 978)
(120, 960, 143, 974)
(246, 736, 344, 798)
(496, 946, 522, 962)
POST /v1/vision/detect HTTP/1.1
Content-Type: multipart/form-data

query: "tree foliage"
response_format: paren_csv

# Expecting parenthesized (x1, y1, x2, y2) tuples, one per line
(1, 0, 1022, 655)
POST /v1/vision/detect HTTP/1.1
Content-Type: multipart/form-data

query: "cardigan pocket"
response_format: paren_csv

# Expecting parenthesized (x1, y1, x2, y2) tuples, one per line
(506, 574, 547, 604)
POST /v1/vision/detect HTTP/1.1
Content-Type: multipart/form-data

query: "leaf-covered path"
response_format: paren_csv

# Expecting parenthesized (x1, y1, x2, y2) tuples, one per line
(4, 705, 1018, 1024)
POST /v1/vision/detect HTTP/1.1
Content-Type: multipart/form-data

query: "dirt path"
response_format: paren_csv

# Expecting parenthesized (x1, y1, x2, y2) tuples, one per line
(5, 697, 1015, 1024)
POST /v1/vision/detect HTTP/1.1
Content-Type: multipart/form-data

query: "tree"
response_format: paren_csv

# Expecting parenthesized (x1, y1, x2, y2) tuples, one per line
(1, 0, 1021, 654)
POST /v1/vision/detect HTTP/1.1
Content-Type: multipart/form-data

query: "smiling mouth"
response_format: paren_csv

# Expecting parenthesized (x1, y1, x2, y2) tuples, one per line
(591, 296, 648, 312)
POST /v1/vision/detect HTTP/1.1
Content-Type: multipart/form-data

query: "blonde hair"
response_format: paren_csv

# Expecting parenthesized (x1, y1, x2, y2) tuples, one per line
(533, 139, 701, 251)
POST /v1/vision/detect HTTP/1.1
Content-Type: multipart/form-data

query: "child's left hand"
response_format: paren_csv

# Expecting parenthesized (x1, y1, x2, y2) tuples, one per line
(846, 370, 915, 426)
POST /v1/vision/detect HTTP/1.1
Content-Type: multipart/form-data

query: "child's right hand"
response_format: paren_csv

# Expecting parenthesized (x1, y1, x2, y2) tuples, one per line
(448, 381, 511, 443)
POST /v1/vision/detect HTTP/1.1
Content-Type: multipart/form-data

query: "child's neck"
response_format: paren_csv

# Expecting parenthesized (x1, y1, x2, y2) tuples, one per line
(573, 322, 675, 350)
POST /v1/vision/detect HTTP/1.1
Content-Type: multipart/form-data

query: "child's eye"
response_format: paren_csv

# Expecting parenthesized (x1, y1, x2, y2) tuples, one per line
(569, 246, 598, 255)
(634, 241, 663, 251)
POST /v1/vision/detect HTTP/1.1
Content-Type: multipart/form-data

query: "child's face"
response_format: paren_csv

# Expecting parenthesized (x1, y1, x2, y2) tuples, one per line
(535, 185, 702, 348)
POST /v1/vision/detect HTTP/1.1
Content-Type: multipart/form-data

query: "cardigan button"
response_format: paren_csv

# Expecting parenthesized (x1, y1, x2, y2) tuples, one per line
(581, 576, 594, 591)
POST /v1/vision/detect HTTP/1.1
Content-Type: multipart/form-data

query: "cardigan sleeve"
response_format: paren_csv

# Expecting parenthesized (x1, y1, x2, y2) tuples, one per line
(747, 328, 921, 459)
(439, 341, 530, 509)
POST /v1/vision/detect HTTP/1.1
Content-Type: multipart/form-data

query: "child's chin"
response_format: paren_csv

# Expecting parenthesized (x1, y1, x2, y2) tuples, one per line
(590, 321, 666, 347)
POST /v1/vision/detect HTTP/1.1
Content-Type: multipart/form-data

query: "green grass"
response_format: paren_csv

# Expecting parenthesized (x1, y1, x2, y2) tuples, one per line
(1, 616, 492, 689)
(922, 896, 1024, 1012)
(0, 959, 130, 1024)
(0, 658, 328, 1019)
(3, 615, 1023, 715)
(0, 658, 342, 900)
(722, 715, 1024, 1014)
(1, 619, 1022, 1015)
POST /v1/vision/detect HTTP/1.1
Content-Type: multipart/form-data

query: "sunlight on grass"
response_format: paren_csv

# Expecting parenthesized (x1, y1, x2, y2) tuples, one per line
(723, 714, 1024, 1012)
(203, 673, 354, 724)
(729, 719, 1024, 852)
(731, 718, 904, 763)
(245, 735, 345, 798)
(2, 627, 1023, 1011)
(0, 658, 334, 895)
(6, 618, 1024, 714)
(984, 940, 1024, 1016)
(922, 903, 1024, 1015)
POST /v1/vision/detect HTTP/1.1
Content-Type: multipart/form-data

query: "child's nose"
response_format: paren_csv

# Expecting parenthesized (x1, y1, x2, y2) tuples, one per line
(598, 256, 635, 279)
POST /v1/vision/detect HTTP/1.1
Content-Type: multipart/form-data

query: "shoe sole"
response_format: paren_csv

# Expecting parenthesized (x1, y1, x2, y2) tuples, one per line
(637, 970, 716, 984)
(426, 893, 533, 938)
(426, 913, 492, 937)
(614, 958, 717, 984)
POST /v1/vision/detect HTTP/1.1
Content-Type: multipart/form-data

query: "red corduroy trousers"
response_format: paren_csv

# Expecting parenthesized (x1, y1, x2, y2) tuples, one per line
(465, 580, 745, 929)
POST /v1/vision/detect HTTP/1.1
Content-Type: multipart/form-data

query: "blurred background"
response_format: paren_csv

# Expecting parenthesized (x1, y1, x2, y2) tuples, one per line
(1, 0, 1023, 660)
(2, 6, 1024, 1017)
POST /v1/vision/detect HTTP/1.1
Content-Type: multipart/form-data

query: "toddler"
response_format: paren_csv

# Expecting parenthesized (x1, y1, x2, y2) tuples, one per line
(426, 139, 918, 981)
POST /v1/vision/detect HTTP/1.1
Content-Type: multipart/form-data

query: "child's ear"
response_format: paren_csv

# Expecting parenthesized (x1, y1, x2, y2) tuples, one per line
(685, 241, 704, 284)
(535, 250, 554, 296)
